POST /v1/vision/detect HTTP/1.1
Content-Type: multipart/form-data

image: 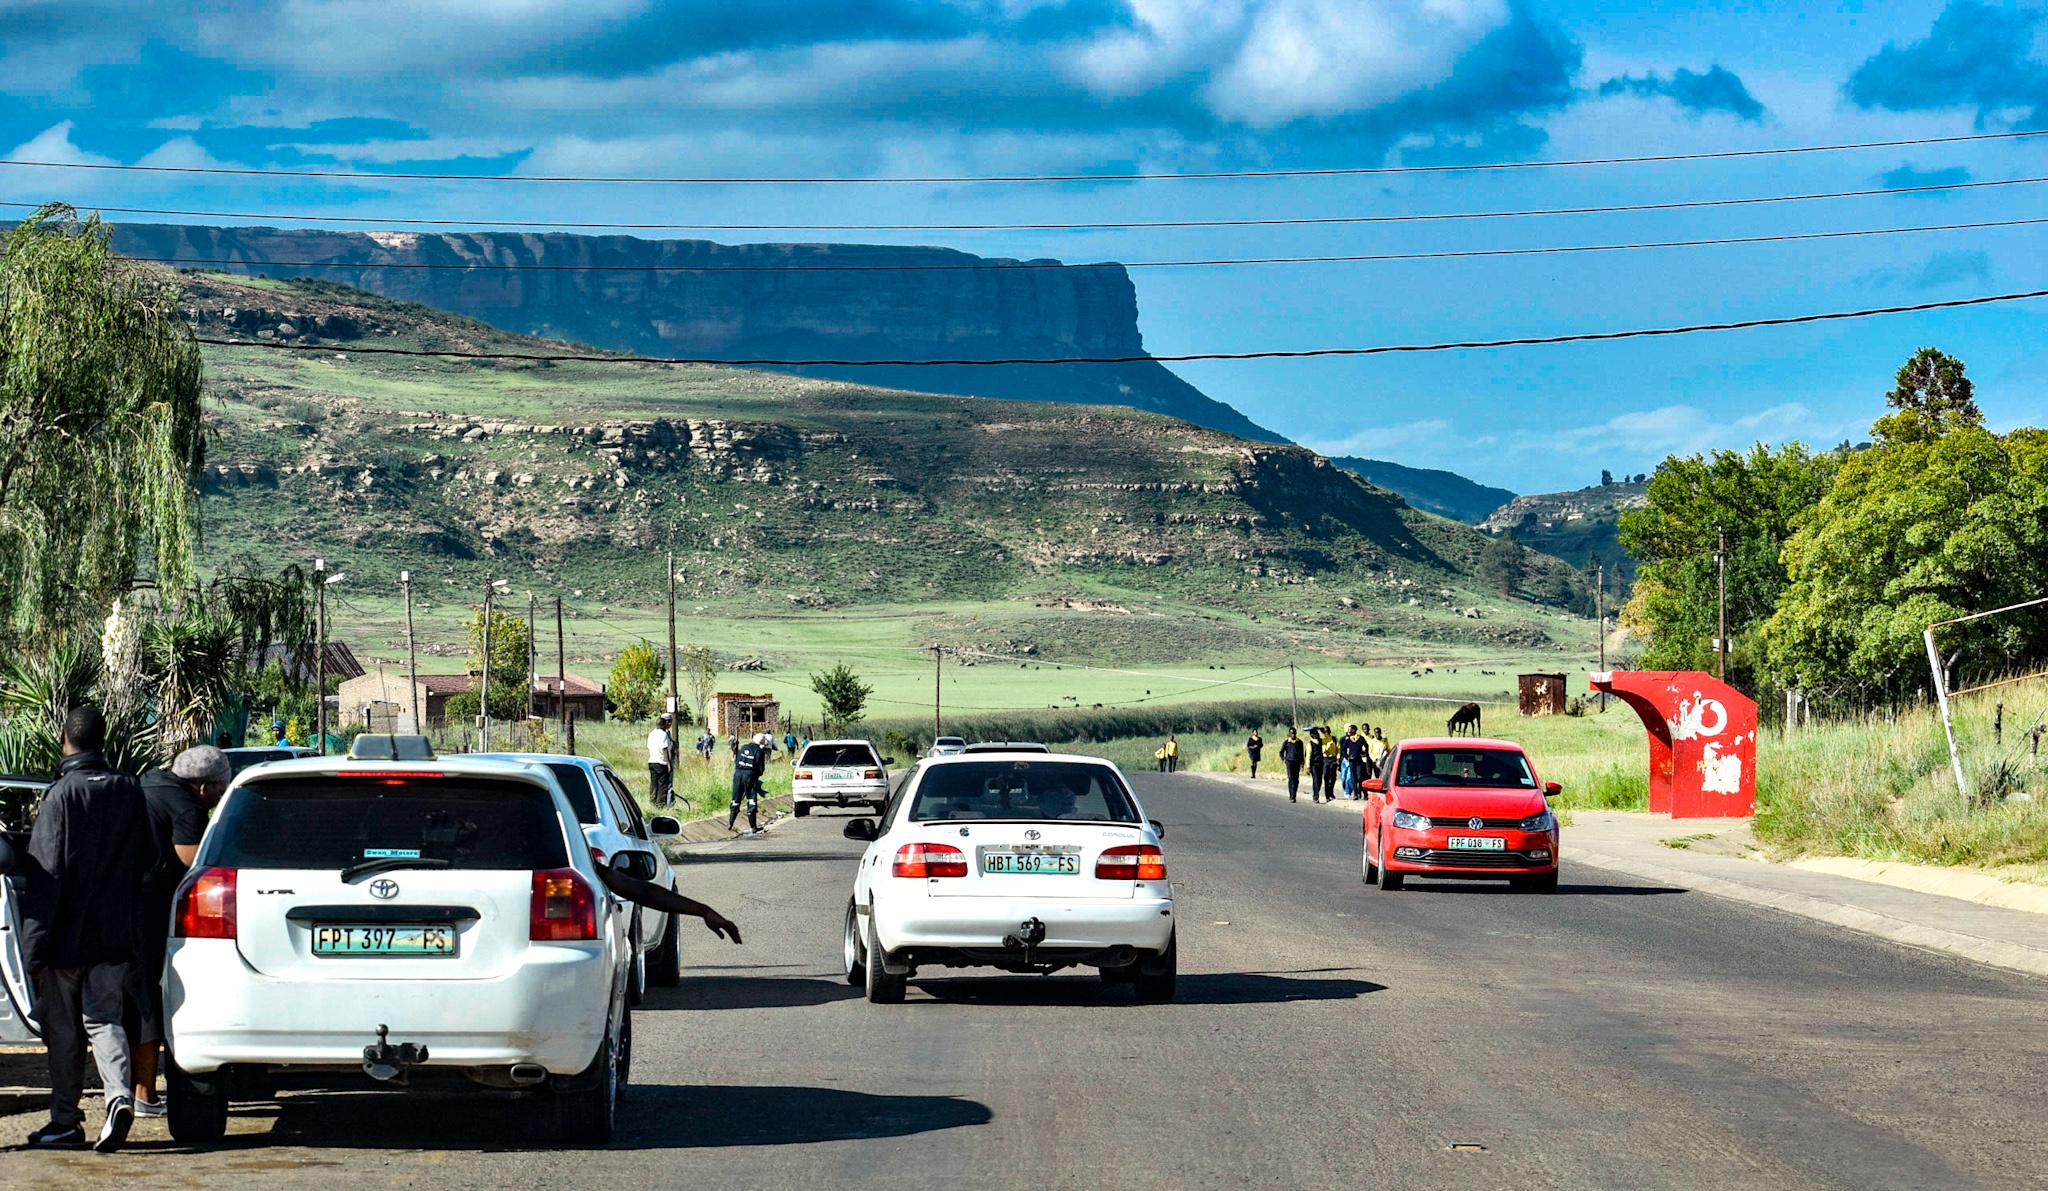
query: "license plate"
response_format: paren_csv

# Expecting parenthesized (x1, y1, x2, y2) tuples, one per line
(311, 924, 457, 957)
(825, 769, 853, 782)
(981, 851, 1081, 875)
(1447, 836, 1506, 851)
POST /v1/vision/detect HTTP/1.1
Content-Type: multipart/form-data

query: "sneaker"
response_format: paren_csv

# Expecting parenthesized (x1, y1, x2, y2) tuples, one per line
(95, 1099, 133, 1153)
(27, 1120, 87, 1148)
(133, 1096, 167, 1118)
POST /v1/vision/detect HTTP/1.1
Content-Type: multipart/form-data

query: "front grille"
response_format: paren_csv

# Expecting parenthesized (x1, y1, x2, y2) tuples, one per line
(1423, 816, 1527, 830)
(1406, 849, 1543, 868)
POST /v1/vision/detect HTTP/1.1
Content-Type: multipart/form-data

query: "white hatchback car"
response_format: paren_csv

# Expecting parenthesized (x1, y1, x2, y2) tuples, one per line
(791, 739, 892, 817)
(841, 753, 1176, 1003)
(162, 755, 638, 1144)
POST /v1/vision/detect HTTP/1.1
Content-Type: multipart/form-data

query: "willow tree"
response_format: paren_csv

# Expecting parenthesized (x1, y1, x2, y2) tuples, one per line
(0, 203, 205, 647)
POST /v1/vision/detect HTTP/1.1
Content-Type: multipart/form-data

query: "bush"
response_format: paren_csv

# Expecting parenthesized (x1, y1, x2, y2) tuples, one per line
(609, 641, 665, 723)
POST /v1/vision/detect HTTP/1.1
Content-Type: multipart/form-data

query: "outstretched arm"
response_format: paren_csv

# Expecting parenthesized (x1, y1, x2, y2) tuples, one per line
(596, 865, 743, 944)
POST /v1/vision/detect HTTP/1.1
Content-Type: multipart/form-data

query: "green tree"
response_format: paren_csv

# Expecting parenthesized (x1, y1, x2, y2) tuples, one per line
(1871, 347, 1982, 446)
(1476, 531, 1526, 595)
(679, 643, 717, 726)
(1617, 442, 1837, 684)
(0, 205, 205, 647)
(609, 640, 665, 723)
(810, 663, 874, 732)
(465, 606, 532, 720)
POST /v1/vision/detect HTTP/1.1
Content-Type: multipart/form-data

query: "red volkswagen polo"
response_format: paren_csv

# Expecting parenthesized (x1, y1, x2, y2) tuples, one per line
(1362, 737, 1560, 893)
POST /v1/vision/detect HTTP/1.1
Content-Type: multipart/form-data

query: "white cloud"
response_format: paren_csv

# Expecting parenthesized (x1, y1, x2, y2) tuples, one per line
(6, 121, 118, 167)
(1524, 402, 1841, 457)
(1305, 417, 1453, 457)
(1211, 0, 1507, 126)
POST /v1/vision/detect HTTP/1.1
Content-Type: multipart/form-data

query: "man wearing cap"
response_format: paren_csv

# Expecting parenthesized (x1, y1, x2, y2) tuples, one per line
(728, 732, 768, 834)
(647, 714, 674, 808)
(126, 744, 232, 1118)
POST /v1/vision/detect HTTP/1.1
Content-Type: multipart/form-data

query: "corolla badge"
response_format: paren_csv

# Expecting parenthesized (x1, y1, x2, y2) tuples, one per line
(1024, 829, 1041, 841)
(1468, 817, 1484, 830)
(369, 878, 401, 900)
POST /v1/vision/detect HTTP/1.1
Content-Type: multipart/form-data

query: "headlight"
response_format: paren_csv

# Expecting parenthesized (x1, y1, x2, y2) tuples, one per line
(1392, 809, 1431, 831)
(1520, 810, 1556, 832)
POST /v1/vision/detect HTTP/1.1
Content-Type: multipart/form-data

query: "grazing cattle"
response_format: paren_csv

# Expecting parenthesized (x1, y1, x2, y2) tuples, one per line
(1447, 702, 1483, 737)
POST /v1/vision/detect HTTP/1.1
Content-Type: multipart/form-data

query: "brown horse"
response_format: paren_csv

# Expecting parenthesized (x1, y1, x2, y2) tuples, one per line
(1447, 702, 1482, 737)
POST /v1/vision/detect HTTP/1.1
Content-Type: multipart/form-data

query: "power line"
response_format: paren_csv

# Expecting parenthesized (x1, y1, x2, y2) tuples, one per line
(5, 129, 2042, 185)
(128, 215, 2048, 276)
(193, 287, 2048, 367)
(19, 172, 2048, 231)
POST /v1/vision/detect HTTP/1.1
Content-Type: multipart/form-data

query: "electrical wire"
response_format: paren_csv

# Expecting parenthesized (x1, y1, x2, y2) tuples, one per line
(193, 286, 2048, 367)
(4, 128, 2040, 184)
(17, 172, 2048, 231)
(126, 215, 2048, 275)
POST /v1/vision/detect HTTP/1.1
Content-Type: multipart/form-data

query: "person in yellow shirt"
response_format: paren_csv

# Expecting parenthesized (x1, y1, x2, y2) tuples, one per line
(1367, 728, 1389, 778)
(1317, 729, 1340, 802)
(1164, 734, 1181, 773)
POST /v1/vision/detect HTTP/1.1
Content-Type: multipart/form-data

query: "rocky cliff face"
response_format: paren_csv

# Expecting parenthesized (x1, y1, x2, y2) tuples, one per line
(112, 223, 1283, 443)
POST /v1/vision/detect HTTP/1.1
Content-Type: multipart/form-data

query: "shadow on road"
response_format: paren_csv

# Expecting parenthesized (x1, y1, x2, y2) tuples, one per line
(912, 970, 1384, 1007)
(624, 1085, 992, 1147)
(671, 851, 850, 866)
(642, 975, 859, 1011)
(1399, 881, 1685, 896)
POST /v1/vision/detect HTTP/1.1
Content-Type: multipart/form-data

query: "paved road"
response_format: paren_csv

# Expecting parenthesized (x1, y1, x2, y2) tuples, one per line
(7, 771, 2047, 1189)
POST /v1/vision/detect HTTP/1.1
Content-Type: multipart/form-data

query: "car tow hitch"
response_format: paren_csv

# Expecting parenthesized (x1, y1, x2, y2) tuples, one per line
(1002, 917, 1048, 964)
(363, 1024, 429, 1083)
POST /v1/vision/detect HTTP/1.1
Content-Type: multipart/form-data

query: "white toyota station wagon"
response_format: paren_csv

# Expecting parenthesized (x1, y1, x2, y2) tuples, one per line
(841, 752, 1176, 1003)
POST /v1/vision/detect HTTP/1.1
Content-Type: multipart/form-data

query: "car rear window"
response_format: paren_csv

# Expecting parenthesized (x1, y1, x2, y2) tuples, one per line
(543, 763, 602, 824)
(799, 744, 879, 768)
(1393, 748, 1536, 788)
(909, 761, 1138, 823)
(200, 776, 572, 870)
(225, 749, 294, 776)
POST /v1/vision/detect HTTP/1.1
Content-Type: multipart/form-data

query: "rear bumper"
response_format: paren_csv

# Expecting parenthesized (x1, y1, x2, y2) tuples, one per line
(793, 785, 887, 805)
(872, 891, 1175, 956)
(164, 938, 612, 1075)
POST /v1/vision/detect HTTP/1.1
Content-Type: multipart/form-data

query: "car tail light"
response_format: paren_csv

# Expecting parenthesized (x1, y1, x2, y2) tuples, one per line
(530, 868, 598, 941)
(174, 867, 237, 939)
(862, 768, 883, 780)
(1097, 845, 1167, 881)
(794, 769, 813, 781)
(893, 843, 968, 878)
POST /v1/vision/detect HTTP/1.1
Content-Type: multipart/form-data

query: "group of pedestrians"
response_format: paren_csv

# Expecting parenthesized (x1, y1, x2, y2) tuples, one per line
(648, 713, 790, 835)
(18, 707, 232, 1151)
(1152, 735, 1180, 772)
(1272, 722, 1386, 803)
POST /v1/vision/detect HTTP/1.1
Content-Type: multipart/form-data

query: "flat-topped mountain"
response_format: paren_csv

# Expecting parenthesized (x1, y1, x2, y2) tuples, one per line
(110, 223, 1284, 443)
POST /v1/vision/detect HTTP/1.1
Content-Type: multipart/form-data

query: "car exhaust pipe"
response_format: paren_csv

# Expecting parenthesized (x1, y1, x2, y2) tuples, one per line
(508, 1063, 548, 1086)
(362, 1024, 430, 1083)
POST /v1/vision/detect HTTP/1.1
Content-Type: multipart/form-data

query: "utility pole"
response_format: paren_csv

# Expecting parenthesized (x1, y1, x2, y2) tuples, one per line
(933, 643, 944, 740)
(525, 590, 537, 722)
(479, 578, 495, 753)
(1595, 562, 1607, 711)
(401, 570, 419, 732)
(665, 543, 680, 722)
(556, 596, 568, 753)
(1289, 662, 1299, 729)
(313, 558, 327, 755)
(1715, 529, 1728, 682)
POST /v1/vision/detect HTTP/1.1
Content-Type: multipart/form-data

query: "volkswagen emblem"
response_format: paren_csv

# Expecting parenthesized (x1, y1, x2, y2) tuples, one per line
(1468, 817, 1485, 830)
(369, 878, 401, 900)
(1023, 829, 1041, 841)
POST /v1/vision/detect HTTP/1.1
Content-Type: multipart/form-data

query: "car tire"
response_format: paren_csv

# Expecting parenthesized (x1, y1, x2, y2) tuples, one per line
(1362, 833, 1379, 883)
(1132, 932, 1177, 1002)
(1376, 836, 1404, 891)
(864, 910, 906, 1004)
(794, 803, 811, 818)
(626, 922, 647, 1006)
(1098, 965, 1134, 985)
(843, 900, 866, 986)
(165, 1054, 229, 1144)
(555, 1012, 622, 1145)
(648, 911, 681, 987)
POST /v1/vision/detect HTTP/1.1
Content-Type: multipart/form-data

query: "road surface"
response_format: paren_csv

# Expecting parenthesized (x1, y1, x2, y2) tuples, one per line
(6, 770, 2045, 1188)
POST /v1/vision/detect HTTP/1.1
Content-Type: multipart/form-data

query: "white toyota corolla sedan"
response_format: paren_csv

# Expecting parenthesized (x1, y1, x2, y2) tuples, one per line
(841, 751, 1176, 1002)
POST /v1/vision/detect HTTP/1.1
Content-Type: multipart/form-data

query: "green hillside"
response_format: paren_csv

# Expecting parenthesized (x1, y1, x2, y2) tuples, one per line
(184, 271, 1596, 718)
(1329, 456, 1516, 524)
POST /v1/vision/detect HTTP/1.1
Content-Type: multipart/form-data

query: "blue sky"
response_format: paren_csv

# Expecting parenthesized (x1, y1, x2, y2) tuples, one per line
(3, 1, 2046, 492)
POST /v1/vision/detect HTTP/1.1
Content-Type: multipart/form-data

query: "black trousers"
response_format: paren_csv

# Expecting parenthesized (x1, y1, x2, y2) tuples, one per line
(1284, 763, 1301, 800)
(648, 762, 671, 807)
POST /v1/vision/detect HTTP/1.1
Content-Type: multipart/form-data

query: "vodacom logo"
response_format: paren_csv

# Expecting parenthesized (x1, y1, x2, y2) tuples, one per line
(1672, 693, 1728, 740)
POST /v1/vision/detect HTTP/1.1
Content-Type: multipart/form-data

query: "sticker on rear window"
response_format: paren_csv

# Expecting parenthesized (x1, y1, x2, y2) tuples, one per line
(363, 848, 422, 859)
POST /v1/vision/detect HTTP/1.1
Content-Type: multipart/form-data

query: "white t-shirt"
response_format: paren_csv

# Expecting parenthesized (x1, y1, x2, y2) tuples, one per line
(647, 727, 671, 766)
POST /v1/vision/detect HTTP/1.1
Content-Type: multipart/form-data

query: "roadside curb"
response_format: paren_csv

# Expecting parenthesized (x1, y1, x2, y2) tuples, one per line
(0, 1087, 50, 1115)
(1570, 846, 2048, 979)
(1785, 855, 2048, 917)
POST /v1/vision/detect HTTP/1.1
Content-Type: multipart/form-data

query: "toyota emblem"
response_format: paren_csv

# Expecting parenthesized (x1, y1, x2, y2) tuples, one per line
(1468, 817, 1485, 830)
(1023, 829, 1041, 841)
(369, 878, 401, 900)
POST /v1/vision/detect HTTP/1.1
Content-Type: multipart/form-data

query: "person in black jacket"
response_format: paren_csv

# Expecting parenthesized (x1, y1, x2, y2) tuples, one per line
(1245, 730, 1264, 779)
(728, 732, 767, 833)
(20, 706, 155, 1152)
(1277, 729, 1306, 802)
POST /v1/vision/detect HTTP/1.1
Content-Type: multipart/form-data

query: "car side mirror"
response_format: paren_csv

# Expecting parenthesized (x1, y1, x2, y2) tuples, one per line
(611, 850, 658, 881)
(1363, 778, 1384, 793)
(882, 757, 896, 766)
(646, 815, 683, 839)
(1148, 818, 1166, 840)
(843, 818, 879, 842)
(1544, 782, 1562, 797)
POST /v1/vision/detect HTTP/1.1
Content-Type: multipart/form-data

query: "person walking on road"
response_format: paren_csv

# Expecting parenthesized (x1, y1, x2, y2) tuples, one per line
(1367, 728, 1389, 781)
(728, 732, 768, 833)
(1278, 729, 1305, 802)
(1154, 743, 1168, 772)
(1304, 728, 1325, 802)
(127, 744, 231, 1119)
(1339, 725, 1367, 799)
(1164, 735, 1180, 773)
(647, 714, 674, 807)
(20, 707, 155, 1152)
(783, 731, 797, 758)
(1245, 730, 1264, 779)
(1319, 728, 1341, 801)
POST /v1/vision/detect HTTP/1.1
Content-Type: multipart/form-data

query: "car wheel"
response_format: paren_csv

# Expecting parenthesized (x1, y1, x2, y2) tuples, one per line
(793, 802, 811, 818)
(1362, 832, 1379, 883)
(615, 1006, 634, 1102)
(1132, 932, 1177, 1002)
(555, 1013, 621, 1145)
(843, 900, 866, 986)
(165, 1054, 229, 1144)
(1098, 965, 1134, 985)
(864, 909, 906, 1004)
(1376, 835, 1404, 891)
(648, 911, 681, 987)
(626, 923, 647, 1006)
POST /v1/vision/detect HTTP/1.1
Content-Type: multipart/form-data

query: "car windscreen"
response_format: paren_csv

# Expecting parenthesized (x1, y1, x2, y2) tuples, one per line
(909, 761, 1139, 823)
(542, 763, 602, 824)
(201, 776, 571, 870)
(225, 749, 294, 775)
(799, 744, 878, 768)
(1393, 748, 1536, 789)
